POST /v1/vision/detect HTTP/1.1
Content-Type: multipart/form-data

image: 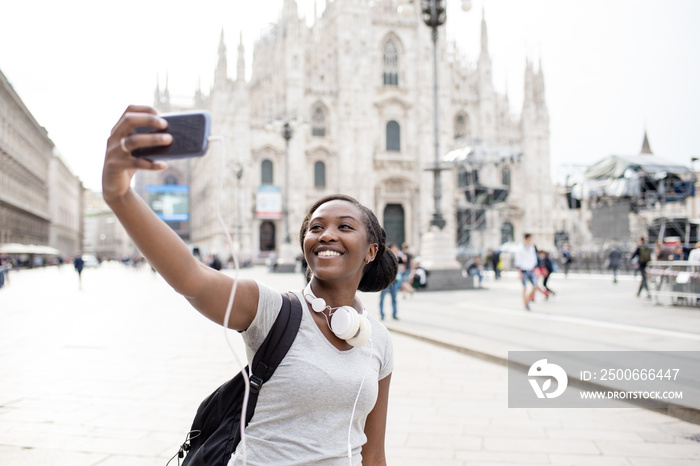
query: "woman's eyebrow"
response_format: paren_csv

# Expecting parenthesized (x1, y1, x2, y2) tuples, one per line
(311, 215, 359, 222)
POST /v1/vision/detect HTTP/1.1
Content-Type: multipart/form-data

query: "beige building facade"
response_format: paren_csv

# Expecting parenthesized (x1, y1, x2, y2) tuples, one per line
(0, 69, 52, 247)
(1, 68, 84, 259)
(49, 154, 84, 256)
(83, 190, 132, 260)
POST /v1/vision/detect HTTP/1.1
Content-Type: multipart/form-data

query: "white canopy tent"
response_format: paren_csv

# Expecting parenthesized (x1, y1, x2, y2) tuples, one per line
(0, 243, 60, 255)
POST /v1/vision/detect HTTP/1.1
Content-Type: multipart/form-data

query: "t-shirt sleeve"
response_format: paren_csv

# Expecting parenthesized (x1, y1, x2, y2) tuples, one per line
(377, 324, 394, 380)
(241, 280, 283, 360)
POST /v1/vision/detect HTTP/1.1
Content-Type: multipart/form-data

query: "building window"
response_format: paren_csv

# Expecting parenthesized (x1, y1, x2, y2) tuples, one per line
(314, 161, 326, 188)
(454, 114, 470, 139)
(260, 221, 276, 251)
(164, 175, 178, 185)
(312, 106, 326, 137)
(501, 222, 514, 244)
(502, 167, 511, 187)
(261, 159, 273, 184)
(383, 203, 405, 246)
(386, 120, 400, 152)
(383, 40, 398, 86)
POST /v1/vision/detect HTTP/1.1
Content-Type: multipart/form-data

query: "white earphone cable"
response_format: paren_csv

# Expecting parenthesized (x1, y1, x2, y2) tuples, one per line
(210, 135, 248, 465)
(347, 339, 374, 464)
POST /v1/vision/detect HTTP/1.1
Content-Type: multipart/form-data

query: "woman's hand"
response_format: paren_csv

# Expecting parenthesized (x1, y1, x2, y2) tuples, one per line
(102, 105, 172, 203)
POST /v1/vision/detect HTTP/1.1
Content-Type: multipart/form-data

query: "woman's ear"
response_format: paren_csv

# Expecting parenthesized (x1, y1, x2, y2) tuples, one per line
(365, 243, 378, 263)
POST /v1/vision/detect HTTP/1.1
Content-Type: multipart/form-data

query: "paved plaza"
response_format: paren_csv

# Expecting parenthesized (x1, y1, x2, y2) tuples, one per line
(1, 263, 700, 465)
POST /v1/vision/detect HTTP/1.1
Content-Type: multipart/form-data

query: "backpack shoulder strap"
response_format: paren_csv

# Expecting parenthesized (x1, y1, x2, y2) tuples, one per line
(233, 291, 302, 446)
(248, 292, 302, 392)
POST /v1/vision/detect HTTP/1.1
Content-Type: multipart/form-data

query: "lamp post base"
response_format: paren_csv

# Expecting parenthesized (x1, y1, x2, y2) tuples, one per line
(272, 241, 299, 273)
(418, 226, 474, 291)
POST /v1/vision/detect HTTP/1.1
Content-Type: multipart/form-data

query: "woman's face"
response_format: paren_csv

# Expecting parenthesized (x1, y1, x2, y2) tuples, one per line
(303, 200, 377, 283)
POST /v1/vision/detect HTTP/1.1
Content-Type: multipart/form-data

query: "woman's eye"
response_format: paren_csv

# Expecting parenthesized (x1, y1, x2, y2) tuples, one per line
(309, 224, 323, 231)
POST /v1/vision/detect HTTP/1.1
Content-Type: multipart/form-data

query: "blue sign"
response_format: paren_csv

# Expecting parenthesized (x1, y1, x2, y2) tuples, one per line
(147, 184, 190, 221)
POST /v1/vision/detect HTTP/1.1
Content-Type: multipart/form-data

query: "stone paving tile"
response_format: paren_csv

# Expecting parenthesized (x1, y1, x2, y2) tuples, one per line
(548, 454, 632, 465)
(628, 459, 700, 466)
(0, 446, 109, 466)
(456, 450, 551, 464)
(595, 440, 700, 459)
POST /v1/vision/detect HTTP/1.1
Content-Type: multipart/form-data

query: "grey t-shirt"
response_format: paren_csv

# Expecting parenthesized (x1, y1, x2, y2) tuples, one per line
(230, 281, 394, 466)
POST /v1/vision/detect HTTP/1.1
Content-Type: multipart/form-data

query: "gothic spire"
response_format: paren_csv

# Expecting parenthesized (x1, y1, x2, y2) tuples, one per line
(535, 57, 546, 105)
(640, 130, 653, 154)
(237, 30, 246, 82)
(480, 7, 489, 57)
(215, 29, 228, 85)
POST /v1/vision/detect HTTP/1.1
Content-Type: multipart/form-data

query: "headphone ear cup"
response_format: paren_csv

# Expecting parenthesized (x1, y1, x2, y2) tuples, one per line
(310, 297, 326, 313)
(330, 306, 360, 340)
(346, 314, 371, 347)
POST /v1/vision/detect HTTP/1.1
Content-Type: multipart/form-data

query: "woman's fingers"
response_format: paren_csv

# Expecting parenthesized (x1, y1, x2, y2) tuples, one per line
(106, 138, 168, 171)
(110, 105, 160, 136)
(119, 132, 173, 154)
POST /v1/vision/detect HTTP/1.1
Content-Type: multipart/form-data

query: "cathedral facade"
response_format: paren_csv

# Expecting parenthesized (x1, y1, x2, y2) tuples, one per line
(142, 0, 553, 262)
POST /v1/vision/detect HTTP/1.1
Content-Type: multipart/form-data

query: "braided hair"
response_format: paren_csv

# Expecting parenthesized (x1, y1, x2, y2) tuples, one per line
(299, 194, 398, 292)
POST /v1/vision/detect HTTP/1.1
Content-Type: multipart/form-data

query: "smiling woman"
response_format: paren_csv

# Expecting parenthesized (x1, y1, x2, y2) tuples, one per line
(299, 194, 398, 293)
(102, 107, 397, 465)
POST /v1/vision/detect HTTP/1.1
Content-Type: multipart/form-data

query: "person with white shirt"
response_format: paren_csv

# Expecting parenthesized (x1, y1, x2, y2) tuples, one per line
(514, 233, 539, 311)
(687, 242, 700, 262)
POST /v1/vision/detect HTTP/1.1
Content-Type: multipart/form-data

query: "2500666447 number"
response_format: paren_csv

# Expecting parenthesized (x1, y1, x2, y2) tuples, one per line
(600, 368, 679, 381)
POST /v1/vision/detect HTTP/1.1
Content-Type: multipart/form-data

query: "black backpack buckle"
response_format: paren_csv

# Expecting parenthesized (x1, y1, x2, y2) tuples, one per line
(249, 375, 264, 393)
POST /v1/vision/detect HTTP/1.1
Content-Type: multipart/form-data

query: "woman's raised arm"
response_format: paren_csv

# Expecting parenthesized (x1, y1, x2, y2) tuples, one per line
(102, 105, 258, 330)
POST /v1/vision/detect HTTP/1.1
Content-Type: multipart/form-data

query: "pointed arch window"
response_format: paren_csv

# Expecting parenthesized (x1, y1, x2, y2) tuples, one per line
(314, 161, 326, 188)
(261, 159, 273, 184)
(383, 40, 399, 86)
(501, 222, 514, 244)
(454, 113, 470, 139)
(312, 106, 326, 137)
(164, 175, 179, 185)
(502, 167, 511, 187)
(386, 121, 400, 152)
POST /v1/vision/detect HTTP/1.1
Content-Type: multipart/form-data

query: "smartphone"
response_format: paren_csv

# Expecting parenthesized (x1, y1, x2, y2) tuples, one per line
(132, 110, 212, 161)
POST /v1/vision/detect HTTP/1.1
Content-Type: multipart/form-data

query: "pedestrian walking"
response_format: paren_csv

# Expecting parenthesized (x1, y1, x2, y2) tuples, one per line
(73, 254, 84, 289)
(561, 243, 573, 277)
(103, 105, 397, 465)
(399, 243, 416, 297)
(489, 248, 502, 280)
(379, 244, 401, 319)
(208, 254, 222, 271)
(631, 236, 652, 299)
(607, 241, 624, 283)
(538, 250, 556, 298)
(514, 233, 539, 311)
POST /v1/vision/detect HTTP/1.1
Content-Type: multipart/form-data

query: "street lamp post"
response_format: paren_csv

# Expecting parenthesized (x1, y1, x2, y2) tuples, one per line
(282, 122, 293, 245)
(234, 163, 244, 256)
(421, 0, 472, 230)
(417, 0, 475, 290)
(421, 0, 448, 230)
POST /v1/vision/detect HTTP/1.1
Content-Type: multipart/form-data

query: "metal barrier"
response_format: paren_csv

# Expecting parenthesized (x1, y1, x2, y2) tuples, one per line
(647, 261, 700, 307)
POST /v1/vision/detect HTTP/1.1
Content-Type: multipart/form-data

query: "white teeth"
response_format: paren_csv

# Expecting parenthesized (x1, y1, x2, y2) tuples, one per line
(318, 250, 341, 257)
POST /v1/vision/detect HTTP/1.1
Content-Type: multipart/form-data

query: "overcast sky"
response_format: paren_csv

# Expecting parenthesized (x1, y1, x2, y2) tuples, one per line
(1, 0, 699, 191)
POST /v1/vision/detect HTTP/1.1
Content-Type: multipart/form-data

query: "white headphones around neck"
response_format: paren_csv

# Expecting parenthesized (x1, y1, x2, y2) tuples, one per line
(303, 284, 372, 347)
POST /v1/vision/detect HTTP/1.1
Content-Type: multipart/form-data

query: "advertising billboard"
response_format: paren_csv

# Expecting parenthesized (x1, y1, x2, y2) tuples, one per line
(256, 185, 282, 219)
(147, 184, 189, 222)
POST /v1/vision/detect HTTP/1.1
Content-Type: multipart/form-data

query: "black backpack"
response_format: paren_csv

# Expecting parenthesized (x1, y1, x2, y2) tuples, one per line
(638, 246, 651, 265)
(178, 292, 302, 466)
